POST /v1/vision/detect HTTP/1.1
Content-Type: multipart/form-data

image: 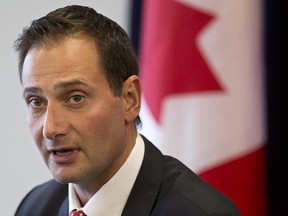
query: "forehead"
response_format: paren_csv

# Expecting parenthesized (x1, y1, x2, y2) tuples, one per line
(21, 36, 105, 87)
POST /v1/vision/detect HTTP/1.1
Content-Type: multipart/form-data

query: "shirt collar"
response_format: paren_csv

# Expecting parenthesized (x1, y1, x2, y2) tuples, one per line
(69, 133, 145, 216)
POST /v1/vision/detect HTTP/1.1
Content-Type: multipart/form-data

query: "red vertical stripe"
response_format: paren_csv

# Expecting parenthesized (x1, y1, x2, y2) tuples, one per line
(200, 146, 268, 216)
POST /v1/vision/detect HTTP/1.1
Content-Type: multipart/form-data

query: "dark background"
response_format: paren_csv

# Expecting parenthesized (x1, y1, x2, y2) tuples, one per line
(265, 0, 288, 215)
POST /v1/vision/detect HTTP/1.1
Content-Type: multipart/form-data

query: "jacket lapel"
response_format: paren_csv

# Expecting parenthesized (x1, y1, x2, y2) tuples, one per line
(121, 135, 165, 216)
(58, 197, 69, 216)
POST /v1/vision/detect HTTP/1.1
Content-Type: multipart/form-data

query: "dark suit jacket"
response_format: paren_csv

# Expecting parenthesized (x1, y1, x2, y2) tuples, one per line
(15, 135, 241, 216)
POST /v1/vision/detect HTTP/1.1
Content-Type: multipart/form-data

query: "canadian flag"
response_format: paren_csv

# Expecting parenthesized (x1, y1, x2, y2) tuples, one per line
(138, 0, 267, 215)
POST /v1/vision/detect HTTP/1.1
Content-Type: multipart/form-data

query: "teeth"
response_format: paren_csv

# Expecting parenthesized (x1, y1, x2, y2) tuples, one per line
(55, 150, 73, 156)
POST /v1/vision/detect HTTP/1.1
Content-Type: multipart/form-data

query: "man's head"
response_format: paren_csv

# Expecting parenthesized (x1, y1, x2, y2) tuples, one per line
(14, 5, 142, 189)
(14, 5, 141, 126)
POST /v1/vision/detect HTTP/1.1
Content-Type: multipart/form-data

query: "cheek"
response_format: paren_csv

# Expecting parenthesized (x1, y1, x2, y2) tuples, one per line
(80, 111, 114, 136)
(79, 104, 125, 143)
(27, 114, 43, 146)
(81, 111, 127, 167)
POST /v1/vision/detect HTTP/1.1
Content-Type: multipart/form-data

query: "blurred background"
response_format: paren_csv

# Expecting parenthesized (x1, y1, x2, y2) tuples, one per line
(0, 0, 286, 215)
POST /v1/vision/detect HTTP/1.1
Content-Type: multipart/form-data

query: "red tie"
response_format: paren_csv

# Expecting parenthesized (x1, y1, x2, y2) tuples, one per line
(70, 209, 87, 216)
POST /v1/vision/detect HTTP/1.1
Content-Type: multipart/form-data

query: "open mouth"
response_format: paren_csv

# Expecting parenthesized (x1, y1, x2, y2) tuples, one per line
(51, 149, 75, 156)
(48, 147, 80, 163)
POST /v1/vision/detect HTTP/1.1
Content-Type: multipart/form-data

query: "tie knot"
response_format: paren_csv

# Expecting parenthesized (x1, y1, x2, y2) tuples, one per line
(70, 209, 87, 216)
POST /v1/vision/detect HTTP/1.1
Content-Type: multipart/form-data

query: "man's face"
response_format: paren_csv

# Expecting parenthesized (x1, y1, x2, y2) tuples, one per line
(21, 36, 136, 187)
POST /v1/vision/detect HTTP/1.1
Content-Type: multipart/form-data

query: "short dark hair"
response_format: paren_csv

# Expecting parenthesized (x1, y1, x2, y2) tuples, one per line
(14, 5, 141, 127)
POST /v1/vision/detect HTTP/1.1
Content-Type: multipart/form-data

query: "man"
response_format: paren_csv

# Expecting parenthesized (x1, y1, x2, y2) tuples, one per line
(14, 5, 241, 216)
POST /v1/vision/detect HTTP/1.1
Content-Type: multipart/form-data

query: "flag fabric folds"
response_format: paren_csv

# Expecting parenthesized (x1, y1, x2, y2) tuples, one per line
(138, 0, 267, 215)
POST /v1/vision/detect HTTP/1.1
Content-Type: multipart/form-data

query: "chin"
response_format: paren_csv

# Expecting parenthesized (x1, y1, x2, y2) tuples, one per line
(52, 175, 76, 184)
(50, 169, 77, 184)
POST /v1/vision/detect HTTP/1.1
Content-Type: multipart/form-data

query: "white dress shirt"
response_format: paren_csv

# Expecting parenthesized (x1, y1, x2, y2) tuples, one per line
(69, 134, 145, 216)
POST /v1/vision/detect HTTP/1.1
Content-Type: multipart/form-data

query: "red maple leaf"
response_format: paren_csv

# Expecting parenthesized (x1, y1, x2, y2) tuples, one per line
(140, 0, 223, 123)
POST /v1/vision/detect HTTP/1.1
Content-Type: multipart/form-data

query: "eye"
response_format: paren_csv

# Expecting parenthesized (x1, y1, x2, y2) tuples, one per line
(28, 97, 44, 108)
(69, 95, 84, 104)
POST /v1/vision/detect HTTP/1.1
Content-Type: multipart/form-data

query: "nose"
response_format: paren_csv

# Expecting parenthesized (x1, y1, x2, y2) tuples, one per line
(43, 105, 69, 140)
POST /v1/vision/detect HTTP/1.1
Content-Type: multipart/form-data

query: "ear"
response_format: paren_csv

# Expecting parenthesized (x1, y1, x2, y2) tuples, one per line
(122, 75, 141, 123)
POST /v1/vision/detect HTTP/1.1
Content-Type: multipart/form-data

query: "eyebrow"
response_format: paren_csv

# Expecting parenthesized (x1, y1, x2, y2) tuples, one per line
(23, 79, 91, 97)
(23, 87, 42, 97)
(53, 79, 90, 90)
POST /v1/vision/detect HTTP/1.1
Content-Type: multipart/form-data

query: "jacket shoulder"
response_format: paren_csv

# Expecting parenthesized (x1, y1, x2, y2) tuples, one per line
(15, 179, 68, 216)
(154, 155, 241, 215)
